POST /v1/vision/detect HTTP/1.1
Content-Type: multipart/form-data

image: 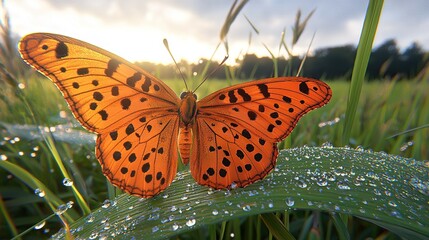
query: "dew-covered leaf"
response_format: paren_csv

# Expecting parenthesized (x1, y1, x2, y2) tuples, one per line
(51, 146, 429, 239)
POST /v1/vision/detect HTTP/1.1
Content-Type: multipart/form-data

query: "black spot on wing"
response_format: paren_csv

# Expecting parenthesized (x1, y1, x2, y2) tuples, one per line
(257, 84, 270, 98)
(105, 59, 120, 77)
(299, 82, 309, 94)
(55, 41, 68, 59)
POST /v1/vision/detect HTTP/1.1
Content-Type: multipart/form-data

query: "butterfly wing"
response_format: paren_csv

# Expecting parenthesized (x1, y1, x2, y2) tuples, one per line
(192, 77, 332, 189)
(19, 33, 181, 197)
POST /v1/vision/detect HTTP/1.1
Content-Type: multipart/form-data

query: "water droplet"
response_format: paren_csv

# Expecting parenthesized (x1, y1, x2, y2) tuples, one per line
(285, 197, 295, 207)
(317, 179, 328, 187)
(102, 199, 111, 208)
(66, 201, 74, 209)
(34, 188, 45, 197)
(34, 221, 46, 230)
(86, 214, 95, 223)
(242, 205, 251, 211)
(230, 182, 238, 189)
(55, 204, 68, 215)
(89, 232, 98, 239)
(388, 201, 397, 207)
(337, 181, 350, 190)
(186, 217, 196, 227)
(152, 226, 159, 232)
(297, 179, 307, 188)
(170, 205, 177, 212)
(62, 178, 73, 187)
(172, 223, 179, 231)
(1, 154, 8, 160)
(212, 209, 219, 215)
(409, 177, 429, 196)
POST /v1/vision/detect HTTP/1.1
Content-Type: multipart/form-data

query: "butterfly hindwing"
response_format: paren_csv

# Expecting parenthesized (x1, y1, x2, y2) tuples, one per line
(192, 77, 332, 188)
(97, 114, 179, 197)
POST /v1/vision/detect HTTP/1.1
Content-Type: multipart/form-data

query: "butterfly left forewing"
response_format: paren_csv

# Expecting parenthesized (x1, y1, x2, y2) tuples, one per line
(19, 33, 180, 132)
(19, 33, 182, 198)
(192, 77, 332, 188)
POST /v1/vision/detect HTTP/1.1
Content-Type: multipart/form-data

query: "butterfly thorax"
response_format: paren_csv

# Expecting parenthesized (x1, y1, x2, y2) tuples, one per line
(178, 91, 198, 165)
(179, 91, 198, 126)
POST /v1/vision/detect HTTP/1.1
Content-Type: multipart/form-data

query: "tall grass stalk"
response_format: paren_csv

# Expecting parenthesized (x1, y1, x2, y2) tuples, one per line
(342, 0, 384, 145)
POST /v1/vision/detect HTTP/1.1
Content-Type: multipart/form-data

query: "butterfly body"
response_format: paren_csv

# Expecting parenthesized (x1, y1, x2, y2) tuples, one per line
(19, 33, 332, 198)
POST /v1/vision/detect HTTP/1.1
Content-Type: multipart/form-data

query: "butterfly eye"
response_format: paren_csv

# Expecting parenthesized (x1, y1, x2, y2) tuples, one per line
(180, 92, 187, 99)
(193, 93, 197, 100)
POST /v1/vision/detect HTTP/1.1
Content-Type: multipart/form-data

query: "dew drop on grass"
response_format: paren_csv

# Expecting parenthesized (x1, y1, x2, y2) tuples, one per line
(55, 204, 68, 215)
(285, 197, 295, 207)
(212, 209, 219, 215)
(86, 214, 95, 223)
(172, 223, 179, 231)
(62, 178, 73, 187)
(34, 188, 45, 197)
(242, 205, 251, 211)
(0, 154, 7, 160)
(337, 181, 351, 190)
(34, 221, 46, 230)
(186, 217, 196, 227)
(388, 201, 398, 207)
(297, 179, 307, 188)
(102, 199, 111, 208)
(152, 226, 159, 233)
(89, 232, 98, 239)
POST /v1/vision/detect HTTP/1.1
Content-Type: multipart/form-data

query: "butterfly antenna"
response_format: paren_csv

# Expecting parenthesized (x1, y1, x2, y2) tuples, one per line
(193, 55, 229, 93)
(163, 39, 189, 91)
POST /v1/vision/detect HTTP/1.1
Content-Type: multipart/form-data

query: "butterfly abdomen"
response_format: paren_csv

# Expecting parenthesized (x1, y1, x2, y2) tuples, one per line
(178, 127, 192, 165)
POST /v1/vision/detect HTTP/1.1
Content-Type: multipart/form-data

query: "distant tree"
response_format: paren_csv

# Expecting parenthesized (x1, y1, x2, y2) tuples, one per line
(367, 39, 400, 79)
(305, 45, 355, 79)
(399, 42, 426, 78)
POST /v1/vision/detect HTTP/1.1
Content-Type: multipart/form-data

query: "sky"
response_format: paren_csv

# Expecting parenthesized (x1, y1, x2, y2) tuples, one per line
(5, 0, 429, 65)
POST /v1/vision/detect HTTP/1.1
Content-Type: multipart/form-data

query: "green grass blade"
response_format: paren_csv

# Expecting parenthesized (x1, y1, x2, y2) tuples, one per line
(260, 213, 295, 240)
(342, 0, 384, 145)
(329, 212, 350, 240)
(0, 160, 79, 222)
(50, 147, 428, 239)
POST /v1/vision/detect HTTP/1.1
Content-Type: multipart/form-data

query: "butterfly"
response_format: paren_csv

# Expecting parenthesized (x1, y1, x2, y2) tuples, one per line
(19, 33, 332, 198)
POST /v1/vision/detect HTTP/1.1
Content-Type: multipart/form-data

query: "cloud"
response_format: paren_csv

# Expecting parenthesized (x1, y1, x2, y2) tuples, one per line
(7, 0, 429, 63)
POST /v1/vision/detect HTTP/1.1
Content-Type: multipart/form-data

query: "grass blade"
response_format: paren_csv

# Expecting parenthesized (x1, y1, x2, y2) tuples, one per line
(50, 147, 429, 239)
(342, 0, 385, 144)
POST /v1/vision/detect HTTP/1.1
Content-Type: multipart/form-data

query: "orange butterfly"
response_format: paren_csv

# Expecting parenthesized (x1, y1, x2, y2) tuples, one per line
(19, 33, 332, 198)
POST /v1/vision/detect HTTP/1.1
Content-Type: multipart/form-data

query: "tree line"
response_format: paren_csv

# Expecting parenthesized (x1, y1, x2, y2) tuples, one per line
(137, 39, 428, 81)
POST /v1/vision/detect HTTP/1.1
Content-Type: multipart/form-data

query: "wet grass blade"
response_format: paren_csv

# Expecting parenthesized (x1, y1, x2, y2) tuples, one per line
(50, 147, 429, 239)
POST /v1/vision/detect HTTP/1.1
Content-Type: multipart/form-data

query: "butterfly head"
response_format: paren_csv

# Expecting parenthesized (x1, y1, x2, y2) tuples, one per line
(179, 91, 198, 125)
(180, 91, 197, 100)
